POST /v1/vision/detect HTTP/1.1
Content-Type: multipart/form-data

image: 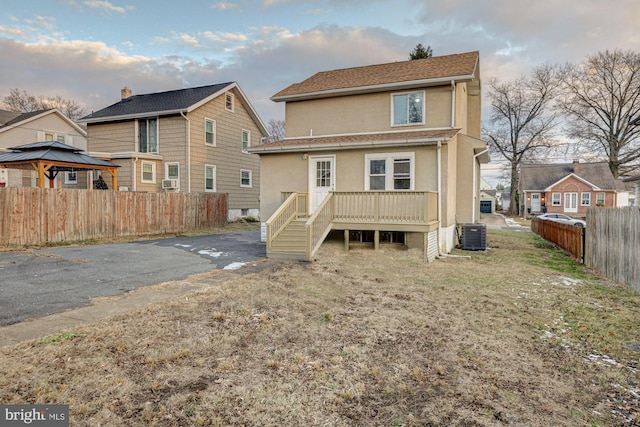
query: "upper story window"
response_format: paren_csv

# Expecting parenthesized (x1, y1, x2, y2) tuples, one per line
(365, 152, 415, 191)
(205, 118, 216, 146)
(242, 129, 250, 152)
(138, 118, 158, 153)
(392, 91, 424, 126)
(225, 92, 234, 112)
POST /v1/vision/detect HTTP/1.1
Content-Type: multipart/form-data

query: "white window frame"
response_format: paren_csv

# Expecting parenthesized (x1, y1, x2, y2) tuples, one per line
(364, 152, 415, 191)
(65, 171, 78, 185)
(596, 192, 606, 205)
(205, 118, 216, 147)
(551, 192, 561, 206)
(141, 161, 156, 183)
(391, 91, 425, 127)
(242, 129, 250, 153)
(205, 164, 216, 192)
(165, 162, 180, 189)
(137, 118, 158, 154)
(564, 192, 578, 213)
(225, 92, 234, 112)
(240, 169, 252, 188)
(581, 192, 591, 206)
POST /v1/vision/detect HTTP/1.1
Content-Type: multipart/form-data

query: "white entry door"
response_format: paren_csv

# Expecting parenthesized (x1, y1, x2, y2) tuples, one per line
(564, 192, 578, 213)
(309, 155, 335, 214)
(531, 193, 541, 212)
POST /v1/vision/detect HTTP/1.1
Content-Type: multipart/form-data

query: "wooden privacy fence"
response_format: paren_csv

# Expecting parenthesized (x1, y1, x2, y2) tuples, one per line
(0, 188, 227, 246)
(531, 217, 584, 262)
(585, 207, 640, 293)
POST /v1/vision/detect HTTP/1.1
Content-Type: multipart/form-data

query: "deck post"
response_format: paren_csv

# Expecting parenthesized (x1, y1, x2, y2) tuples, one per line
(374, 230, 379, 250)
(423, 232, 428, 262)
(344, 229, 350, 252)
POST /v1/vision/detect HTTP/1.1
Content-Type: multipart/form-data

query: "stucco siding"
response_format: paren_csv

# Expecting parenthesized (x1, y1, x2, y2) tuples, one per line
(285, 86, 453, 137)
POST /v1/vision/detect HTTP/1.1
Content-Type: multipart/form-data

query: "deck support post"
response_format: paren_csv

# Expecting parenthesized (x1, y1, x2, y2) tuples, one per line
(374, 230, 380, 251)
(344, 229, 349, 252)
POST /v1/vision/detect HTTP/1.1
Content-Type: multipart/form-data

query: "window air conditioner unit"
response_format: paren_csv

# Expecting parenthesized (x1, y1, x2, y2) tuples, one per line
(162, 179, 178, 190)
(461, 223, 487, 251)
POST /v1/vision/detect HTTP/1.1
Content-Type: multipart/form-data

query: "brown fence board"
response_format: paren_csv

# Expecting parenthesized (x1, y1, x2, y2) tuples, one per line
(0, 188, 227, 246)
(585, 207, 640, 292)
(531, 217, 584, 262)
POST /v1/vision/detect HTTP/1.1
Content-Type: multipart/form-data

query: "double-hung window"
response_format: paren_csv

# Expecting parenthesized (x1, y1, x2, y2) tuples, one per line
(581, 192, 591, 206)
(65, 171, 77, 185)
(205, 119, 216, 146)
(225, 92, 234, 112)
(552, 192, 561, 206)
(240, 169, 252, 187)
(392, 91, 424, 126)
(596, 192, 606, 205)
(205, 165, 216, 192)
(141, 161, 156, 183)
(242, 129, 250, 152)
(138, 118, 158, 153)
(365, 153, 415, 191)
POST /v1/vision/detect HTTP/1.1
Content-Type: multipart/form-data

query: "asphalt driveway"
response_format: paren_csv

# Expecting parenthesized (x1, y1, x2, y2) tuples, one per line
(0, 231, 265, 326)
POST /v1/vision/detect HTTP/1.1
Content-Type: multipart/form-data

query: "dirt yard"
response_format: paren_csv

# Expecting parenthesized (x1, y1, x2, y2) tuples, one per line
(1, 229, 639, 426)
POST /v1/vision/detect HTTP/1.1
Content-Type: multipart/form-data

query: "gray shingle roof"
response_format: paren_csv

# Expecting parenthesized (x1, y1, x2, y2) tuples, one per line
(0, 141, 118, 169)
(80, 83, 234, 122)
(520, 162, 619, 191)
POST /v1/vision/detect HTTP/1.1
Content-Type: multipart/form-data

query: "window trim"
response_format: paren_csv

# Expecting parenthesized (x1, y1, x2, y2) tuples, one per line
(65, 171, 78, 185)
(391, 90, 425, 127)
(581, 192, 591, 206)
(205, 164, 216, 192)
(205, 118, 216, 147)
(225, 92, 234, 112)
(241, 129, 250, 153)
(364, 152, 415, 191)
(551, 192, 561, 206)
(141, 161, 156, 183)
(240, 169, 252, 188)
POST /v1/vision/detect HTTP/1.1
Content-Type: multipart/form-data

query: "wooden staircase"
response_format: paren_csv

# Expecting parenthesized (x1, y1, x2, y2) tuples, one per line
(267, 218, 309, 260)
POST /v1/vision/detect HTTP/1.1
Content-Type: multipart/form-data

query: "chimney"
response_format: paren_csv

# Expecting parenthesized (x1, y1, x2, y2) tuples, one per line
(573, 159, 580, 174)
(121, 86, 132, 99)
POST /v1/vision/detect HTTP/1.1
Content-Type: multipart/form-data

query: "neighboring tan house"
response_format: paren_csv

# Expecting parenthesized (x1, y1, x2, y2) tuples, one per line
(78, 83, 268, 221)
(519, 160, 629, 218)
(0, 108, 87, 188)
(248, 51, 490, 261)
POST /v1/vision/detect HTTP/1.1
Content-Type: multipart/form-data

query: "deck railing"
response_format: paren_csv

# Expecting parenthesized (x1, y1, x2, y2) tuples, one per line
(267, 191, 438, 260)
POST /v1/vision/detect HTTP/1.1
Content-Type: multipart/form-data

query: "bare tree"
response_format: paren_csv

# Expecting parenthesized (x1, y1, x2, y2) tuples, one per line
(483, 65, 561, 215)
(557, 50, 640, 178)
(2, 88, 87, 120)
(265, 118, 285, 143)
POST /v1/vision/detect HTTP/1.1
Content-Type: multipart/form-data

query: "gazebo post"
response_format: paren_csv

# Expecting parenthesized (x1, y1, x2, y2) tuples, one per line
(37, 162, 45, 189)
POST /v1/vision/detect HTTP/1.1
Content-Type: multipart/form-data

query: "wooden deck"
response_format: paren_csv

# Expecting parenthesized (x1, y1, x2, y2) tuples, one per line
(266, 191, 438, 260)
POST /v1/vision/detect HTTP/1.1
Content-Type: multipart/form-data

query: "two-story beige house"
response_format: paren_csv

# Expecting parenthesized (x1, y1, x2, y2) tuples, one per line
(0, 108, 87, 188)
(79, 83, 268, 220)
(249, 51, 490, 261)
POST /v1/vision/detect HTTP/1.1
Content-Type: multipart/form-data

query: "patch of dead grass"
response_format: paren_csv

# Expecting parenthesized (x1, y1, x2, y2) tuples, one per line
(1, 229, 639, 426)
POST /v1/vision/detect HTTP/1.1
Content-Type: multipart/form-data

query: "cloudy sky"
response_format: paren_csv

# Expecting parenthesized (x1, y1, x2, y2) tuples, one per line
(1, 0, 639, 185)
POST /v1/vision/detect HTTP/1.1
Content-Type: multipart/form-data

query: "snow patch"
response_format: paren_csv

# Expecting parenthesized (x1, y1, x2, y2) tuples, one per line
(224, 262, 246, 270)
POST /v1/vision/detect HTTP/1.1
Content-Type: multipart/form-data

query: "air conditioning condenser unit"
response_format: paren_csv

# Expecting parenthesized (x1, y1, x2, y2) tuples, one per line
(162, 179, 178, 190)
(461, 223, 486, 251)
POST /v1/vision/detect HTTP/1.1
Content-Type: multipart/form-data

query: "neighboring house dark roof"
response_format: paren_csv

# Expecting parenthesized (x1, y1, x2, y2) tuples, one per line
(78, 82, 269, 136)
(0, 109, 22, 126)
(0, 141, 118, 169)
(520, 162, 620, 191)
(248, 129, 461, 153)
(272, 51, 479, 101)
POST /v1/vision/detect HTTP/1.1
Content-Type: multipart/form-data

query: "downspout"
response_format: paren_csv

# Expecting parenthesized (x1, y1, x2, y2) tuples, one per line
(133, 158, 138, 191)
(180, 111, 191, 192)
(472, 148, 489, 223)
